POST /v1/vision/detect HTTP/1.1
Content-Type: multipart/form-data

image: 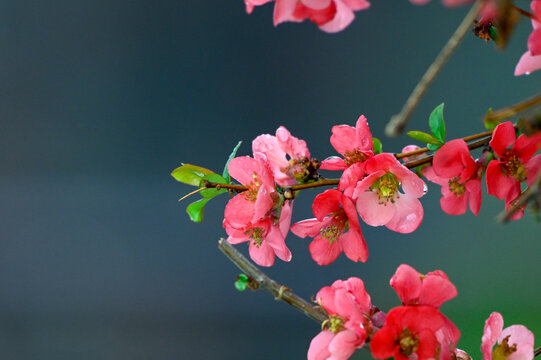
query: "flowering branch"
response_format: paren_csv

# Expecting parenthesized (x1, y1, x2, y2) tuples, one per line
(217, 238, 328, 324)
(497, 167, 541, 223)
(205, 130, 493, 193)
(385, 0, 482, 137)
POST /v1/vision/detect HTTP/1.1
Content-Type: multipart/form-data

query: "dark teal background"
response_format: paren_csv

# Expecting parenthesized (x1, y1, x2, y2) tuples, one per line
(0, 1, 539, 359)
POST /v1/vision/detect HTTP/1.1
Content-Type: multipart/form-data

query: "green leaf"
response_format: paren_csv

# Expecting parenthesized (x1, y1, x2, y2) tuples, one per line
(171, 164, 215, 186)
(235, 274, 249, 291)
(483, 108, 500, 131)
(489, 26, 499, 43)
(427, 143, 442, 151)
(186, 198, 209, 223)
(429, 103, 445, 142)
(372, 137, 383, 155)
(223, 141, 243, 182)
(407, 131, 443, 146)
(200, 173, 228, 198)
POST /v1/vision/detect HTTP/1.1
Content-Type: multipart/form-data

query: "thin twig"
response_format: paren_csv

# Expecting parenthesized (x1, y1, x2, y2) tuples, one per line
(535, 345, 541, 358)
(218, 238, 328, 324)
(497, 168, 541, 223)
(485, 92, 541, 124)
(385, 1, 482, 137)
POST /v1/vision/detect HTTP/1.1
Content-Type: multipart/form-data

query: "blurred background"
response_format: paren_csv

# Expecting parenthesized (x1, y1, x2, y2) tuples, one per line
(0, 1, 540, 359)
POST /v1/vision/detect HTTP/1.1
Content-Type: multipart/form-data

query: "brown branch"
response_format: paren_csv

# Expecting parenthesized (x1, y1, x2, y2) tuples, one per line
(535, 345, 541, 358)
(485, 93, 541, 124)
(384, 1, 482, 137)
(218, 238, 327, 324)
(497, 167, 541, 223)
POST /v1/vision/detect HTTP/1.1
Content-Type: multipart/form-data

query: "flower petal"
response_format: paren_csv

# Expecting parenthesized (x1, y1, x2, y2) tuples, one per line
(385, 193, 423, 233)
(308, 330, 334, 360)
(356, 191, 396, 226)
(490, 122, 516, 157)
(309, 234, 342, 266)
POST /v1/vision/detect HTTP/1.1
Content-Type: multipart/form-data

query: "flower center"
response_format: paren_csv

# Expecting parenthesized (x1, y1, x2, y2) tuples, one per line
(344, 149, 369, 166)
(399, 328, 419, 356)
(244, 173, 262, 202)
(281, 156, 320, 183)
(245, 227, 265, 247)
(370, 173, 400, 204)
(502, 152, 526, 182)
(492, 335, 517, 360)
(448, 177, 466, 197)
(327, 314, 346, 334)
(319, 212, 347, 244)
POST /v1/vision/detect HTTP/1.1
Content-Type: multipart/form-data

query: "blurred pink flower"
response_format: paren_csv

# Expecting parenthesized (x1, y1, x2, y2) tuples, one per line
(390, 264, 457, 308)
(308, 277, 372, 360)
(515, 1, 541, 75)
(482, 312, 534, 360)
(244, 0, 370, 33)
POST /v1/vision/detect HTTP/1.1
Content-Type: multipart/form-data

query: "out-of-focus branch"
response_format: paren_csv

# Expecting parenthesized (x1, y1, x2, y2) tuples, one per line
(497, 168, 541, 223)
(218, 238, 327, 324)
(485, 92, 541, 124)
(534, 345, 541, 357)
(385, 1, 482, 137)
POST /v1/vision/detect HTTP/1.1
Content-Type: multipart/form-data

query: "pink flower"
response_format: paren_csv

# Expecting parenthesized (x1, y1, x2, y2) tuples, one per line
(291, 189, 368, 265)
(308, 277, 372, 360)
(515, 1, 541, 75)
(245, 0, 370, 33)
(390, 264, 457, 308)
(321, 115, 374, 171)
(223, 156, 292, 266)
(370, 306, 460, 360)
(481, 312, 534, 360)
(253, 126, 316, 187)
(486, 122, 541, 219)
(423, 139, 482, 215)
(352, 153, 427, 233)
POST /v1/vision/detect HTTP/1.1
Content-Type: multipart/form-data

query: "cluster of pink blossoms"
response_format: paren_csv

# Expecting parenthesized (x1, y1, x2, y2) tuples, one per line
(225, 116, 429, 266)
(224, 118, 541, 266)
(308, 264, 534, 360)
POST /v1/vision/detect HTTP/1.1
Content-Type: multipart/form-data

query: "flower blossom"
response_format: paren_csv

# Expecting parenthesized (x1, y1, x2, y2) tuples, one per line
(481, 312, 534, 360)
(321, 115, 374, 171)
(390, 264, 457, 308)
(223, 156, 292, 266)
(308, 277, 372, 360)
(486, 122, 541, 220)
(352, 153, 427, 233)
(253, 126, 318, 187)
(371, 305, 460, 360)
(291, 189, 368, 265)
(515, 0, 541, 76)
(423, 139, 482, 216)
(244, 0, 371, 33)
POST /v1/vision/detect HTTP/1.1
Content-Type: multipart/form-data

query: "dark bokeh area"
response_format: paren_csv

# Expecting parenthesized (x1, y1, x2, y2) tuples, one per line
(0, 1, 540, 359)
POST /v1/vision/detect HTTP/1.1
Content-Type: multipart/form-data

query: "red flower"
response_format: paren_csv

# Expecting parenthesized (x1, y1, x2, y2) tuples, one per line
(424, 139, 482, 215)
(321, 115, 374, 171)
(486, 122, 541, 219)
(390, 264, 457, 308)
(291, 189, 368, 265)
(371, 306, 460, 360)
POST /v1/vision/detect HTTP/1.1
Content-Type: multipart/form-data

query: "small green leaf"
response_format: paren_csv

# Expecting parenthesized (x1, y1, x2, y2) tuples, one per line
(489, 26, 499, 43)
(427, 143, 442, 151)
(407, 131, 443, 146)
(484, 108, 500, 131)
(372, 137, 383, 155)
(171, 164, 215, 186)
(223, 141, 243, 182)
(235, 274, 249, 291)
(186, 198, 209, 223)
(429, 103, 445, 142)
(200, 173, 228, 198)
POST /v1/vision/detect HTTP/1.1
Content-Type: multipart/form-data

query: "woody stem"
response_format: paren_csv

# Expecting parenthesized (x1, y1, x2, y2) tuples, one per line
(218, 238, 327, 324)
